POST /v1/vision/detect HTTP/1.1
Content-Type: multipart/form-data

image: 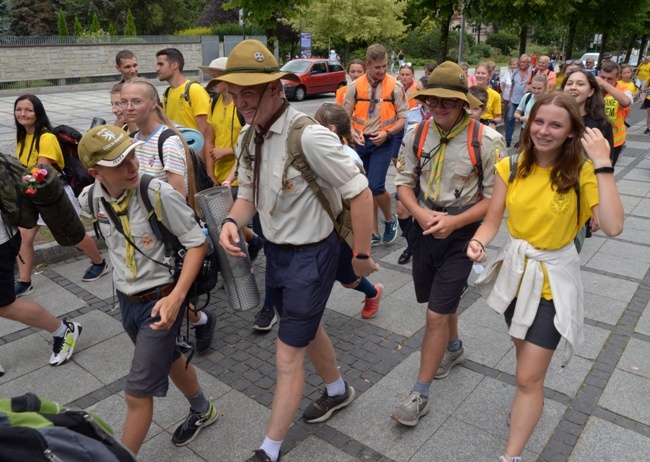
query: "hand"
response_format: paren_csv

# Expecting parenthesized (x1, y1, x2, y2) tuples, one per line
(580, 127, 611, 168)
(219, 222, 247, 258)
(589, 216, 601, 233)
(210, 147, 232, 161)
(221, 180, 231, 187)
(150, 292, 184, 330)
(368, 131, 388, 147)
(352, 256, 379, 277)
(595, 76, 611, 91)
(353, 131, 365, 146)
(467, 239, 487, 263)
(422, 213, 459, 239)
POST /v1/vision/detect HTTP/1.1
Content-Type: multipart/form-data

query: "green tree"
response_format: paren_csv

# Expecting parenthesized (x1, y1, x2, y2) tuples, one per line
(58, 8, 69, 36)
(89, 12, 100, 33)
(124, 9, 137, 36)
(9, 0, 56, 35)
(73, 16, 83, 36)
(108, 22, 118, 36)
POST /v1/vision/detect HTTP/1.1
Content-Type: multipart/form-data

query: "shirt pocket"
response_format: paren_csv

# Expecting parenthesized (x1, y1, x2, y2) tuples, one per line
(452, 163, 475, 190)
(272, 163, 307, 197)
(130, 221, 158, 251)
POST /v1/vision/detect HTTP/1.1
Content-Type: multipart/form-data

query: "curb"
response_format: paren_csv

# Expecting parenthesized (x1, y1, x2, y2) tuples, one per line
(34, 231, 107, 266)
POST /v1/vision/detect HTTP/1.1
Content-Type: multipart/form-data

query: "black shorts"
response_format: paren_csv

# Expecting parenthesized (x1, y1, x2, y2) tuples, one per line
(641, 97, 650, 110)
(0, 233, 20, 308)
(411, 220, 479, 314)
(504, 298, 562, 350)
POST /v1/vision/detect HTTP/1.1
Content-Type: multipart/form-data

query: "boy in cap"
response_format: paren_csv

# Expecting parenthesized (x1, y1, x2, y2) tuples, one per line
(217, 39, 377, 462)
(77, 126, 217, 454)
(392, 61, 504, 426)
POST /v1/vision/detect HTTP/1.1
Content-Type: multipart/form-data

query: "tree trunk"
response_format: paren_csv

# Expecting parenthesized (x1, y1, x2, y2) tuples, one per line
(623, 35, 635, 64)
(265, 27, 277, 53)
(437, 11, 453, 63)
(639, 35, 649, 61)
(477, 23, 481, 44)
(518, 24, 528, 57)
(565, 12, 578, 59)
(598, 30, 609, 71)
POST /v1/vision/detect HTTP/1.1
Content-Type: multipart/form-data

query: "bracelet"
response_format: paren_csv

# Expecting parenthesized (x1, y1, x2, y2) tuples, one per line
(594, 166, 614, 174)
(221, 217, 238, 228)
(352, 251, 370, 260)
(470, 238, 485, 251)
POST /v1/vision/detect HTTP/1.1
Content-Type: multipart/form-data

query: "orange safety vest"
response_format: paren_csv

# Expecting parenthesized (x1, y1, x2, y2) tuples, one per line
(604, 84, 630, 148)
(403, 81, 418, 109)
(351, 74, 399, 134)
(335, 85, 346, 106)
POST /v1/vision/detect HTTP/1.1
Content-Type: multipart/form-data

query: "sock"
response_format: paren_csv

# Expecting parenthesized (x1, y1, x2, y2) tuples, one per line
(353, 278, 377, 298)
(190, 312, 208, 326)
(447, 337, 462, 352)
(412, 380, 432, 398)
(52, 322, 67, 338)
(325, 376, 346, 397)
(263, 291, 274, 310)
(398, 216, 412, 235)
(260, 436, 283, 462)
(187, 390, 210, 415)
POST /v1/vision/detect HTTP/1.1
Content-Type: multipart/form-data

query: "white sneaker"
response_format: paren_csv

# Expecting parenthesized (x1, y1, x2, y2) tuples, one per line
(50, 320, 82, 366)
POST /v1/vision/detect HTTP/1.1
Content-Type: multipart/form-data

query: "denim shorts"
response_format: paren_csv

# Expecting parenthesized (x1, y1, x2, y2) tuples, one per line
(118, 289, 185, 397)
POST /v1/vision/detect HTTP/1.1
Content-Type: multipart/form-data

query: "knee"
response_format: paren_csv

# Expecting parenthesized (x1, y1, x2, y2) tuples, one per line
(515, 372, 544, 393)
(425, 311, 448, 332)
(125, 393, 151, 411)
(341, 281, 359, 289)
(275, 348, 304, 377)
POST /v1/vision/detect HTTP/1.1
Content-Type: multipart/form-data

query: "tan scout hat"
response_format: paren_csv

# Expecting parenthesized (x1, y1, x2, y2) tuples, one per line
(79, 125, 143, 169)
(215, 39, 300, 86)
(410, 61, 482, 109)
(198, 57, 228, 73)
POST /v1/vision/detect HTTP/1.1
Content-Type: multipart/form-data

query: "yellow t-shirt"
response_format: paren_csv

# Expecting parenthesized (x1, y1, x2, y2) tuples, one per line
(17, 132, 64, 169)
(636, 62, 650, 82)
(481, 87, 502, 121)
(617, 80, 637, 98)
(496, 154, 599, 298)
(208, 95, 243, 185)
(163, 80, 210, 130)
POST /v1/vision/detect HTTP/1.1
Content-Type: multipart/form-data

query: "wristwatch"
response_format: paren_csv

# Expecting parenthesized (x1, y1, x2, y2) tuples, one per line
(385, 130, 393, 139)
(352, 251, 370, 260)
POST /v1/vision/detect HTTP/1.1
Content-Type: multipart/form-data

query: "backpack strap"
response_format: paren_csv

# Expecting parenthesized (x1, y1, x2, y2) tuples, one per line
(182, 81, 201, 106)
(508, 153, 521, 184)
(210, 92, 221, 114)
(412, 118, 432, 161)
(156, 128, 178, 167)
(87, 182, 104, 240)
(467, 118, 484, 200)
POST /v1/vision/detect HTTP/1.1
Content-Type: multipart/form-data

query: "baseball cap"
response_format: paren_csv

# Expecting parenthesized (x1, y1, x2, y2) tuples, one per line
(78, 125, 143, 169)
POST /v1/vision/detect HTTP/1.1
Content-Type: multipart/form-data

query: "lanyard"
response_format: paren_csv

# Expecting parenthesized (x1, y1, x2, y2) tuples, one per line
(19, 135, 37, 167)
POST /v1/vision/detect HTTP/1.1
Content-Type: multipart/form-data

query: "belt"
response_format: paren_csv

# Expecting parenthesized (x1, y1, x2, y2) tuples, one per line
(117, 283, 175, 304)
(423, 200, 476, 216)
(269, 235, 330, 252)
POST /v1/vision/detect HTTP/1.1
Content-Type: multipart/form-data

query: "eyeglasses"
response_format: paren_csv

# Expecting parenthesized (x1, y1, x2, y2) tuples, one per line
(424, 97, 460, 108)
(565, 60, 584, 66)
(118, 99, 147, 109)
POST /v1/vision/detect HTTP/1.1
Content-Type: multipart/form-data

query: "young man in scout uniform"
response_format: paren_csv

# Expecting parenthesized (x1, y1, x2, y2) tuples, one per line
(217, 40, 377, 462)
(77, 125, 217, 455)
(392, 62, 504, 426)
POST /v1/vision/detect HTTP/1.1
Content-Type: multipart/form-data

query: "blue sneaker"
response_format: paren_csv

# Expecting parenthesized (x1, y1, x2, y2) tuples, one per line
(383, 213, 398, 244)
(15, 280, 34, 298)
(82, 259, 108, 282)
(371, 234, 382, 246)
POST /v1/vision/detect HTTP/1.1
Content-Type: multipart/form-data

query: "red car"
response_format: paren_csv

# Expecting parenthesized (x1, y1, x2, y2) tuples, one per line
(280, 59, 347, 101)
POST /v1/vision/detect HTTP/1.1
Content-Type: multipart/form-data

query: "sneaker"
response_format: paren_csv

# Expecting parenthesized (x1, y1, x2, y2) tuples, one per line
(303, 383, 356, 423)
(253, 306, 277, 331)
(176, 334, 193, 353)
(645, 128, 650, 135)
(15, 280, 34, 298)
(382, 213, 398, 244)
(499, 456, 522, 462)
(390, 391, 430, 426)
(246, 449, 281, 462)
(248, 236, 265, 262)
(193, 311, 216, 354)
(172, 401, 218, 446)
(398, 248, 412, 265)
(0, 364, 4, 378)
(50, 320, 82, 366)
(435, 345, 468, 379)
(371, 233, 382, 246)
(361, 284, 383, 319)
(82, 259, 108, 282)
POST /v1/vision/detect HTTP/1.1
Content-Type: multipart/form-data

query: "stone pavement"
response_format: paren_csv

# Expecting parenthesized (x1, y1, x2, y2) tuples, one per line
(1, 86, 650, 462)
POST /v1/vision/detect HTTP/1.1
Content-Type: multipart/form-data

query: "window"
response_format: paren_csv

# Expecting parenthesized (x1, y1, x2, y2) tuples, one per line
(328, 62, 344, 72)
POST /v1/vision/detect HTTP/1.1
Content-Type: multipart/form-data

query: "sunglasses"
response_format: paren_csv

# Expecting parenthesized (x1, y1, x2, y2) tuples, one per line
(565, 60, 584, 65)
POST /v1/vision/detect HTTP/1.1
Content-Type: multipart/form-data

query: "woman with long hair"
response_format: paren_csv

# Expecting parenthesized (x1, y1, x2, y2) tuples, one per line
(473, 62, 502, 129)
(467, 93, 624, 462)
(14, 94, 107, 297)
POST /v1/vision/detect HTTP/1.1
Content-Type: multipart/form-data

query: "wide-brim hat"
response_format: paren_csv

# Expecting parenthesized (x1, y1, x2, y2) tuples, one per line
(198, 57, 228, 73)
(79, 125, 143, 169)
(602, 52, 612, 59)
(215, 39, 300, 86)
(409, 61, 482, 109)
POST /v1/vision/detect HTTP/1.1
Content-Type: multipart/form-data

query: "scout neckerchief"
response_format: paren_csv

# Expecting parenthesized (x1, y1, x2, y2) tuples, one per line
(109, 189, 136, 278)
(426, 113, 470, 201)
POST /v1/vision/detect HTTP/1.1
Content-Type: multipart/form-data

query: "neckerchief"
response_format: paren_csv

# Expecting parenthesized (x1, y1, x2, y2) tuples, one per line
(426, 113, 470, 201)
(109, 189, 136, 278)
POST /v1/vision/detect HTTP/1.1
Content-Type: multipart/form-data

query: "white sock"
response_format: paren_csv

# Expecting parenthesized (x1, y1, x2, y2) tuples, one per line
(260, 436, 282, 462)
(325, 376, 346, 397)
(52, 322, 67, 338)
(190, 312, 207, 326)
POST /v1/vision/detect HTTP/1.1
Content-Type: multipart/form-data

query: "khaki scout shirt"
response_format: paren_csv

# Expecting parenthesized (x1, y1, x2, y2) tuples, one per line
(79, 178, 205, 295)
(394, 122, 504, 208)
(236, 106, 368, 245)
(342, 74, 409, 135)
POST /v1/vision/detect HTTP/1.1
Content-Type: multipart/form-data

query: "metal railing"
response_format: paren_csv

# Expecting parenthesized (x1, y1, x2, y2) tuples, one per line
(0, 35, 203, 46)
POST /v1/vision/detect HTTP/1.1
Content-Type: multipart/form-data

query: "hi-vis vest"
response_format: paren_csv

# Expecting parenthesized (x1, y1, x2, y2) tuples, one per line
(351, 74, 399, 134)
(604, 84, 630, 148)
(403, 80, 418, 110)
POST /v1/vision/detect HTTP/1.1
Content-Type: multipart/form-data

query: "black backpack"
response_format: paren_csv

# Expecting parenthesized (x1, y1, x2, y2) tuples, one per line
(52, 125, 95, 197)
(157, 128, 214, 192)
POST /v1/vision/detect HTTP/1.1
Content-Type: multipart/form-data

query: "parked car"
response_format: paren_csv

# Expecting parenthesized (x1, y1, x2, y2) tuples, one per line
(579, 53, 600, 67)
(280, 59, 347, 101)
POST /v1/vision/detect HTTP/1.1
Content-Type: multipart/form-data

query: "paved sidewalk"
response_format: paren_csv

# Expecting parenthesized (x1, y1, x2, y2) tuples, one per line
(1, 87, 650, 461)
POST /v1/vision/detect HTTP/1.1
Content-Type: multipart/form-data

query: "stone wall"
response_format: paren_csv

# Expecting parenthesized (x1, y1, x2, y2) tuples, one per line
(0, 41, 203, 82)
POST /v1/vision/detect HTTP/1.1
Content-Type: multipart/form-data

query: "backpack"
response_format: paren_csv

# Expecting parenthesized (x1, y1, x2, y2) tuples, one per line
(210, 92, 247, 127)
(0, 152, 38, 229)
(162, 80, 202, 108)
(507, 153, 588, 252)
(52, 125, 95, 197)
(157, 128, 214, 192)
(0, 392, 137, 462)
(411, 117, 484, 201)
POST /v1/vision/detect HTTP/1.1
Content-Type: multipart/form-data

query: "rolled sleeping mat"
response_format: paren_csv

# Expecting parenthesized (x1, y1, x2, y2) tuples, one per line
(28, 164, 85, 246)
(176, 126, 204, 153)
(195, 186, 260, 311)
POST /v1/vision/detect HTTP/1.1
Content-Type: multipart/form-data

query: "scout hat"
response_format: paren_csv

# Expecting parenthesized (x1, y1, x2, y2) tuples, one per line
(601, 52, 612, 59)
(409, 61, 482, 109)
(79, 125, 143, 169)
(215, 39, 300, 86)
(198, 57, 228, 73)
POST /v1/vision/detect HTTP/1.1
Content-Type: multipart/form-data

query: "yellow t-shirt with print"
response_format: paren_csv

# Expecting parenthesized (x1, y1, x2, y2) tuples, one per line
(496, 154, 599, 299)
(208, 95, 242, 185)
(163, 80, 210, 130)
(17, 132, 64, 169)
(481, 87, 502, 121)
